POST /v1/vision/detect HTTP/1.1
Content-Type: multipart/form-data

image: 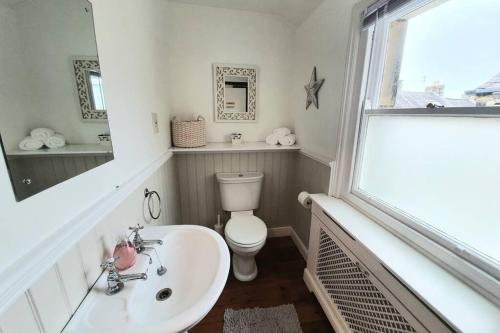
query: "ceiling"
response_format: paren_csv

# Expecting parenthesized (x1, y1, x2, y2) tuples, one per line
(169, 0, 324, 25)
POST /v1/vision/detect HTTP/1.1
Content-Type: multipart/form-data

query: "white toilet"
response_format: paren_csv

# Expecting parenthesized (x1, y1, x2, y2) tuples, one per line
(216, 172, 267, 282)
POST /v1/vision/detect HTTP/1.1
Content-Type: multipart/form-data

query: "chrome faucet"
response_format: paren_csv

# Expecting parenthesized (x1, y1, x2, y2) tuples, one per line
(129, 224, 163, 253)
(100, 257, 147, 295)
(129, 224, 167, 276)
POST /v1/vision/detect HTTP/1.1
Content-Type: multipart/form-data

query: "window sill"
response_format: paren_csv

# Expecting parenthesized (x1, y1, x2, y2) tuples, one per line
(310, 193, 500, 332)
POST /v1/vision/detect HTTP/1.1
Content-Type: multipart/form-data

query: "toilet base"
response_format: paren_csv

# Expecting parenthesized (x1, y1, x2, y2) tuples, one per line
(232, 253, 258, 282)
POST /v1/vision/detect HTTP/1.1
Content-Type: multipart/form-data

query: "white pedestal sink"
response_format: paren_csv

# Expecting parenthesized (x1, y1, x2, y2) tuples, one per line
(64, 225, 230, 333)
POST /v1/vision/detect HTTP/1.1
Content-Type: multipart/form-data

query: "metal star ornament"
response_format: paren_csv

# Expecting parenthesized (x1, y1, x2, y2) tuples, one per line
(304, 66, 325, 110)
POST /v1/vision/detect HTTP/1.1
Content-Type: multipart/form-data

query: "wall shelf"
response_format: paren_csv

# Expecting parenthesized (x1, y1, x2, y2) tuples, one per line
(170, 141, 300, 154)
(7, 144, 113, 158)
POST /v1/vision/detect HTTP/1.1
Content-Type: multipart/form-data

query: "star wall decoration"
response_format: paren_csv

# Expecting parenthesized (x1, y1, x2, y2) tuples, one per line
(304, 66, 325, 110)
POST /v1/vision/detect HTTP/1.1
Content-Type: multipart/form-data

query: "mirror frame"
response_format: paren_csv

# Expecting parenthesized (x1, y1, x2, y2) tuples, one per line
(72, 56, 108, 121)
(213, 63, 257, 122)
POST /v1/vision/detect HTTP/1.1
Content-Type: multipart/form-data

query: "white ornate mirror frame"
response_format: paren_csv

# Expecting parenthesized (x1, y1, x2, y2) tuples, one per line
(73, 56, 107, 121)
(213, 63, 258, 122)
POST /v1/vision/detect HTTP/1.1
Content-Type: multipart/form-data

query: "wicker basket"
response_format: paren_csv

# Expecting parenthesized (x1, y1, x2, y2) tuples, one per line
(172, 115, 207, 148)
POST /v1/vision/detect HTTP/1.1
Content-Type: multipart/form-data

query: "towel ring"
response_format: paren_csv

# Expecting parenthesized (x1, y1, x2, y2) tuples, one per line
(144, 188, 161, 220)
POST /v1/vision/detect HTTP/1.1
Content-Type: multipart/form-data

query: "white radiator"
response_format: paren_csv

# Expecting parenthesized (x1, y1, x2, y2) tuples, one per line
(304, 203, 454, 333)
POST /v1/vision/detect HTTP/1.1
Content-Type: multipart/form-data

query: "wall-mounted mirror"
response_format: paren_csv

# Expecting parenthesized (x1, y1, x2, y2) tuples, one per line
(0, 0, 114, 201)
(213, 64, 257, 122)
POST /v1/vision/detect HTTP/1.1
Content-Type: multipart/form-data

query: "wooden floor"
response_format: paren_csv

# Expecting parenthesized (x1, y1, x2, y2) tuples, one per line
(191, 237, 334, 333)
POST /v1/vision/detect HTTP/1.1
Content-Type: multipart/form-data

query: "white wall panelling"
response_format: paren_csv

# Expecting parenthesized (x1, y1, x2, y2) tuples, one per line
(0, 294, 41, 333)
(0, 159, 174, 332)
(29, 268, 72, 333)
(57, 246, 89, 313)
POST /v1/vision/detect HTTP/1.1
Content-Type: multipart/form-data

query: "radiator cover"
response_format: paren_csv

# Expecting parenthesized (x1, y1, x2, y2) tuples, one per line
(316, 228, 417, 333)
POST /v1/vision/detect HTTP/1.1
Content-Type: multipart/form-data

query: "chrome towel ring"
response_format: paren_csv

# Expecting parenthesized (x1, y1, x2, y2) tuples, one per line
(144, 188, 161, 220)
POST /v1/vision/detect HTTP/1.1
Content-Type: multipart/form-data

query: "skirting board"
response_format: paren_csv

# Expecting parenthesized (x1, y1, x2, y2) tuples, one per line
(267, 226, 308, 260)
(303, 268, 351, 333)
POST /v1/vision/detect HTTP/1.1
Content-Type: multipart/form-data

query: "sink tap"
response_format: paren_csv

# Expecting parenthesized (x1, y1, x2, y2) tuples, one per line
(129, 224, 167, 276)
(101, 257, 147, 295)
(129, 224, 163, 253)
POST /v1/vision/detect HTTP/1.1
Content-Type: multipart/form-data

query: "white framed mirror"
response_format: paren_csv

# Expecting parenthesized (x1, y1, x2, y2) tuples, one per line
(213, 63, 257, 122)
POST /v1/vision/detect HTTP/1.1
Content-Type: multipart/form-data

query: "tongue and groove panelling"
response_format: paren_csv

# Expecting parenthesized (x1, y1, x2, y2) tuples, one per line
(174, 151, 299, 228)
(172, 151, 331, 245)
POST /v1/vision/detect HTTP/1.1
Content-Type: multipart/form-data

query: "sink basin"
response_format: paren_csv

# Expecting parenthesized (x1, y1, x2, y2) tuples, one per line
(64, 225, 230, 333)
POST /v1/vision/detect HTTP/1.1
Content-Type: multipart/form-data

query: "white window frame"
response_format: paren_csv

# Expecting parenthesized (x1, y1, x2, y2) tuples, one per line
(333, 0, 500, 305)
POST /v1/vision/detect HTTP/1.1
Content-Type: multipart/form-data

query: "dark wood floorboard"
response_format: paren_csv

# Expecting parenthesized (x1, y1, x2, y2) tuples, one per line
(191, 237, 334, 333)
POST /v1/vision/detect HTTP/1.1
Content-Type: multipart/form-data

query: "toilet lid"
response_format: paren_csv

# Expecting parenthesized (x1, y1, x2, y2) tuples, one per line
(225, 216, 267, 246)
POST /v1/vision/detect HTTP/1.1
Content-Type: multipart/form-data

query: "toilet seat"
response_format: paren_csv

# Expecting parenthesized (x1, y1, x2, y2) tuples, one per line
(225, 215, 267, 247)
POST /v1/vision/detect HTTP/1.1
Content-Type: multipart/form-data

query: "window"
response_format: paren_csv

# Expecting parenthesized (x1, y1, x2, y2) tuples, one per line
(343, 0, 500, 297)
(365, 0, 500, 110)
(86, 70, 106, 111)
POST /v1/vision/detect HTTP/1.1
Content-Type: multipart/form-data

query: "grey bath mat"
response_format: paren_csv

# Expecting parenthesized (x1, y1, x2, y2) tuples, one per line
(223, 304, 303, 333)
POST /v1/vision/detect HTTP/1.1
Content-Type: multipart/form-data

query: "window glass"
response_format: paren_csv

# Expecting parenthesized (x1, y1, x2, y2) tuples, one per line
(357, 115, 500, 263)
(89, 72, 106, 110)
(373, 0, 500, 109)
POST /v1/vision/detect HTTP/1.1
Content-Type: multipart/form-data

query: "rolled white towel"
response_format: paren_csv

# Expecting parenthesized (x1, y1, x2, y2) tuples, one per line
(30, 128, 54, 142)
(19, 137, 43, 151)
(45, 133, 66, 149)
(265, 134, 279, 145)
(273, 127, 291, 138)
(278, 134, 296, 146)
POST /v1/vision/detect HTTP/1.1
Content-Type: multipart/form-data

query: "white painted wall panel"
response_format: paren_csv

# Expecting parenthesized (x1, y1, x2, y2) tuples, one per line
(0, 294, 41, 333)
(57, 246, 89, 313)
(0, 162, 172, 332)
(28, 268, 71, 333)
(78, 228, 105, 288)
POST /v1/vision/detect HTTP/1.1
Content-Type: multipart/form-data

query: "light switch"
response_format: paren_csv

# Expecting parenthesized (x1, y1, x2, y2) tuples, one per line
(151, 113, 159, 134)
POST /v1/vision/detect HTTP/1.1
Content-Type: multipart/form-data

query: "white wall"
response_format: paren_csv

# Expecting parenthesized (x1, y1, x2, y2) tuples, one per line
(166, 2, 294, 143)
(291, 0, 358, 160)
(0, 0, 171, 280)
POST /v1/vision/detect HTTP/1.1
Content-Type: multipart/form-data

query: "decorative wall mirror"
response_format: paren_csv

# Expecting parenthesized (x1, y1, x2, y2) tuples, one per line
(213, 64, 257, 122)
(0, 0, 113, 201)
(73, 57, 107, 120)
